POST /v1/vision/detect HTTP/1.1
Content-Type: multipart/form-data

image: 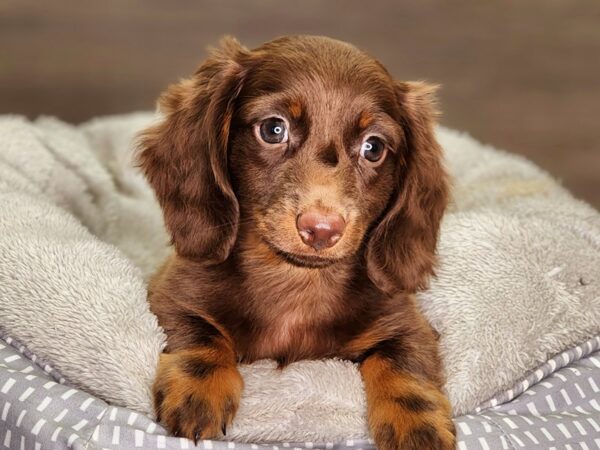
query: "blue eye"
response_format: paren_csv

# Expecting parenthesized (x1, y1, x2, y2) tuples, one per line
(360, 136, 386, 164)
(259, 118, 288, 144)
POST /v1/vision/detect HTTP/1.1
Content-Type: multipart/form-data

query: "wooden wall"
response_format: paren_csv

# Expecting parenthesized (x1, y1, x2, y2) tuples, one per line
(1, 0, 598, 206)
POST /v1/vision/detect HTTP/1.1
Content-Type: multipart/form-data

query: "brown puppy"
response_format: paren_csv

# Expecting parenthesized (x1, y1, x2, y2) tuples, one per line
(138, 35, 454, 450)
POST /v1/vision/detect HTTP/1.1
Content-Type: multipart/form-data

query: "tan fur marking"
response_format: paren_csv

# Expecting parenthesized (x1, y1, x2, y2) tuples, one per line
(361, 356, 455, 449)
(289, 101, 302, 119)
(358, 111, 373, 129)
(154, 349, 243, 441)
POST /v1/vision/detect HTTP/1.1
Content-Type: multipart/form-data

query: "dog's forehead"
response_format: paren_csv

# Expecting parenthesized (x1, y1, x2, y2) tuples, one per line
(245, 36, 395, 102)
(240, 39, 398, 126)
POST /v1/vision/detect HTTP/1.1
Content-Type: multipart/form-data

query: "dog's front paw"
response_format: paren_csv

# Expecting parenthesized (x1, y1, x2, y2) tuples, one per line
(153, 350, 243, 442)
(368, 383, 455, 450)
(372, 414, 455, 450)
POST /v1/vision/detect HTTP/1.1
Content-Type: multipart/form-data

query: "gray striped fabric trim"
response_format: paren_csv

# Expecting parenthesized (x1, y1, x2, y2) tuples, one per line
(1, 334, 600, 449)
(475, 335, 600, 412)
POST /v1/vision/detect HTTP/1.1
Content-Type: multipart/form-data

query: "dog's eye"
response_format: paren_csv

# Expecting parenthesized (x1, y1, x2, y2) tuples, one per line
(258, 118, 288, 144)
(360, 136, 387, 165)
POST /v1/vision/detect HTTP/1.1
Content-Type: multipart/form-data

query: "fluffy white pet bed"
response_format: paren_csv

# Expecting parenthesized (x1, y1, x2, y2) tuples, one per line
(0, 113, 599, 442)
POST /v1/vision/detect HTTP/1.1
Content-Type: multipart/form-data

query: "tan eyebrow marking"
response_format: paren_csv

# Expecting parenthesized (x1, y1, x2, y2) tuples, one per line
(289, 101, 303, 120)
(358, 111, 374, 129)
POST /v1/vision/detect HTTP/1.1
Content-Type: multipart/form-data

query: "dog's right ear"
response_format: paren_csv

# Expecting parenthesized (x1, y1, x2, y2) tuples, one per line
(137, 37, 249, 263)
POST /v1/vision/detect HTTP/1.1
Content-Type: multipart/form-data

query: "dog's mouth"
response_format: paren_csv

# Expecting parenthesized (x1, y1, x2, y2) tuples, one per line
(263, 240, 341, 268)
(275, 249, 339, 268)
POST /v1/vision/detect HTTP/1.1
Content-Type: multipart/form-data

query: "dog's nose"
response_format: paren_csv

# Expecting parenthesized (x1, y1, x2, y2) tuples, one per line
(296, 211, 346, 250)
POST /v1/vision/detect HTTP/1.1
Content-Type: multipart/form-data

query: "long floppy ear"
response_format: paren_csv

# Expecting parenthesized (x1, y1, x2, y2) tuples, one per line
(137, 37, 249, 262)
(366, 81, 449, 295)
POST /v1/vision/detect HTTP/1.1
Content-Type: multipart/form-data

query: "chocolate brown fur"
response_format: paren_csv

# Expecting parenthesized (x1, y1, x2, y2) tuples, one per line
(139, 35, 454, 449)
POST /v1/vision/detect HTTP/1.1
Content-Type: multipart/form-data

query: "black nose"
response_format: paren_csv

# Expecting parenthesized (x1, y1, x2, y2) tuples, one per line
(296, 210, 346, 250)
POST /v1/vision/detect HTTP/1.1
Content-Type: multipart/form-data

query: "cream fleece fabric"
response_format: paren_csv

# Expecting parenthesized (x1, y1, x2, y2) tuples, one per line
(0, 112, 598, 443)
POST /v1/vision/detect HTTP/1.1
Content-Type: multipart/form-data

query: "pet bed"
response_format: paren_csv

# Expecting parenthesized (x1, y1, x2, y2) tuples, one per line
(0, 113, 599, 449)
(2, 334, 600, 449)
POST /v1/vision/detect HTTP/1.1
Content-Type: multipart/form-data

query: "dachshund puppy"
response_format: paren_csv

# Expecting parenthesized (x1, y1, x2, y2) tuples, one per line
(138, 35, 454, 450)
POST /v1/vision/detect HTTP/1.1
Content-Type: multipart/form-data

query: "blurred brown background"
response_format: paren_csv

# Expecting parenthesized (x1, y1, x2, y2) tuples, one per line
(1, 0, 599, 207)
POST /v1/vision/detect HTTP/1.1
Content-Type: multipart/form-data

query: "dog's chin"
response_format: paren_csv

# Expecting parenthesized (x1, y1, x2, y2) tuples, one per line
(264, 240, 343, 269)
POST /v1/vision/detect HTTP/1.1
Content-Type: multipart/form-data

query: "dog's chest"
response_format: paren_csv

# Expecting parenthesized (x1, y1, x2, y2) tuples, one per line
(249, 306, 345, 364)
(241, 276, 342, 362)
(234, 250, 357, 362)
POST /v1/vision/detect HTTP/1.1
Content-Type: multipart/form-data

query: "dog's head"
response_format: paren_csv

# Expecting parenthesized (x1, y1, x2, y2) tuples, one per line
(138, 36, 448, 294)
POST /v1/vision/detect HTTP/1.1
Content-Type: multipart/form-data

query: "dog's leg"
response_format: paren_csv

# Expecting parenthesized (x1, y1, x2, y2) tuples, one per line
(153, 315, 243, 442)
(359, 334, 456, 449)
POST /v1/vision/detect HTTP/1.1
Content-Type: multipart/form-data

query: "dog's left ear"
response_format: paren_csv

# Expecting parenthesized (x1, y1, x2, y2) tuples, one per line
(366, 81, 449, 295)
(138, 37, 250, 263)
